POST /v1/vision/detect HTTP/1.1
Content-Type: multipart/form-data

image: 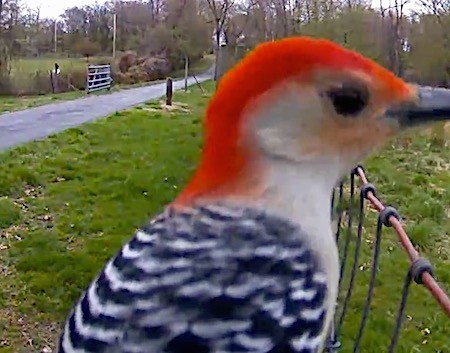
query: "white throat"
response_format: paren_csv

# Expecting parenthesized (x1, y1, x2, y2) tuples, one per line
(257, 157, 341, 342)
(258, 157, 340, 271)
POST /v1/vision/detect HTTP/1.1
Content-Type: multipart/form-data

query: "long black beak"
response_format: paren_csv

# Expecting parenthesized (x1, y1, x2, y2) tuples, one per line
(385, 86, 450, 128)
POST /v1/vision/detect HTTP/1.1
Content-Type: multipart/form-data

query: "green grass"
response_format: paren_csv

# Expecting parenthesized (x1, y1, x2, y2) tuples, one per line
(335, 138, 450, 352)
(1, 56, 115, 114)
(7, 56, 112, 96)
(10, 56, 111, 76)
(10, 54, 213, 79)
(0, 80, 449, 352)
(0, 91, 86, 114)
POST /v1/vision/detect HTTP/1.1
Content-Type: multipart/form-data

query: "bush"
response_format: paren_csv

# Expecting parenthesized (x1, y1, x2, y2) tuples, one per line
(31, 70, 53, 95)
(118, 52, 138, 73)
(0, 75, 16, 96)
(116, 52, 172, 85)
(141, 57, 171, 80)
(72, 39, 101, 58)
(5, 67, 88, 96)
(113, 72, 134, 85)
(128, 65, 149, 83)
(63, 69, 87, 90)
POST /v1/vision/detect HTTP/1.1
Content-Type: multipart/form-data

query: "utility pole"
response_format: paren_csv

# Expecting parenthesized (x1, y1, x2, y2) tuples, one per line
(54, 19, 57, 53)
(112, 0, 117, 58)
(184, 55, 189, 92)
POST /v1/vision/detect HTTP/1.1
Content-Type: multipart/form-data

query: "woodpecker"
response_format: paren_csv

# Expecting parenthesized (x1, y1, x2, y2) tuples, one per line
(58, 37, 450, 353)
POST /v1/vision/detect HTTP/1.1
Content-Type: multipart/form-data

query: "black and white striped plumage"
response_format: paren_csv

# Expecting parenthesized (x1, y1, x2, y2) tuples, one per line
(58, 203, 329, 353)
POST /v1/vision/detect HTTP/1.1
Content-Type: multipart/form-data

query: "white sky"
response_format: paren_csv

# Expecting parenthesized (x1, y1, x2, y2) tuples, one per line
(23, 0, 419, 19)
(23, 0, 101, 18)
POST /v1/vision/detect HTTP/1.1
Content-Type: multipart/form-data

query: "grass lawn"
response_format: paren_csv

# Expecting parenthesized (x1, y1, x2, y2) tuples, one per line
(1, 54, 215, 115)
(10, 56, 111, 76)
(0, 80, 449, 352)
(7, 56, 112, 99)
(0, 91, 87, 114)
(10, 54, 214, 77)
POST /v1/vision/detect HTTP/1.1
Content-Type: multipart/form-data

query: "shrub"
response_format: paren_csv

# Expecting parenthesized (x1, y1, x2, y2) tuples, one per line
(72, 39, 101, 59)
(113, 72, 133, 85)
(64, 69, 87, 90)
(118, 53, 138, 73)
(0, 75, 16, 96)
(32, 70, 53, 95)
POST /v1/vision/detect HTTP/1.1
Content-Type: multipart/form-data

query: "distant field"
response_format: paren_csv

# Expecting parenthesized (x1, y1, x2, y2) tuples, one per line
(9, 54, 214, 77)
(1, 54, 215, 114)
(6, 56, 113, 97)
(10, 56, 112, 76)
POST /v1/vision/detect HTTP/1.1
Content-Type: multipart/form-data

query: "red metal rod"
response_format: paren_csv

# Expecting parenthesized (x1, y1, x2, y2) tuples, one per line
(354, 167, 450, 318)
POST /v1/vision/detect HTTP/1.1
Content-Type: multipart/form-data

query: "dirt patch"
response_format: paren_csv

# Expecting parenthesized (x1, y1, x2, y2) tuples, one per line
(158, 100, 191, 113)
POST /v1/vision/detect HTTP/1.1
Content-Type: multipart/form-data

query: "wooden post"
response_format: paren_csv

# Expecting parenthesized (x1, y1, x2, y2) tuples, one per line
(54, 74, 59, 93)
(50, 71, 55, 93)
(50, 70, 59, 94)
(166, 77, 173, 106)
(184, 56, 189, 92)
(86, 65, 90, 94)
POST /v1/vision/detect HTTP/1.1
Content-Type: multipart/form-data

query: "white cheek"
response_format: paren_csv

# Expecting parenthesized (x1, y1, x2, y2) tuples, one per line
(243, 83, 325, 162)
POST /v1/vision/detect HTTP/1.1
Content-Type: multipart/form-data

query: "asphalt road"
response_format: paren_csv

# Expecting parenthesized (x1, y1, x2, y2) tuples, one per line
(0, 71, 213, 151)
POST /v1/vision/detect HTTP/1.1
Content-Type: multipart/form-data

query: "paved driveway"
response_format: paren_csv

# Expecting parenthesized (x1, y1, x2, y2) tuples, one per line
(0, 72, 212, 150)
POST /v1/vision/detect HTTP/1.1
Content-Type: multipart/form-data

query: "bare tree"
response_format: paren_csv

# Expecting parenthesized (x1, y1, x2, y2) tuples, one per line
(417, 0, 450, 51)
(204, 0, 235, 46)
(202, 0, 236, 82)
(378, 0, 409, 75)
(148, 0, 164, 23)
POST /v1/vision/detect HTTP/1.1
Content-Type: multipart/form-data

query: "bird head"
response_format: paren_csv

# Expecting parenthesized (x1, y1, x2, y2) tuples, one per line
(175, 37, 450, 207)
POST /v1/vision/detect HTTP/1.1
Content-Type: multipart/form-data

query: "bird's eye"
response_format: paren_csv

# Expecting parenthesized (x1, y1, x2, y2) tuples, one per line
(326, 83, 369, 117)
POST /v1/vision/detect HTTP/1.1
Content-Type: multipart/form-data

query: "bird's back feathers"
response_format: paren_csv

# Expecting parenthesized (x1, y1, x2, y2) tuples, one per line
(59, 203, 328, 353)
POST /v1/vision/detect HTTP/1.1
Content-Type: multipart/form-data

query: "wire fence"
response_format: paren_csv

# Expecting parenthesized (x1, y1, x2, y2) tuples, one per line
(326, 164, 450, 352)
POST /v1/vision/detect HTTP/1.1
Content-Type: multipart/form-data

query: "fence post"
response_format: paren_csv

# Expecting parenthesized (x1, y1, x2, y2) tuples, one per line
(86, 65, 89, 94)
(184, 56, 189, 92)
(49, 71, 54, 93)
(166, 77, 173, 106)
(50, 71, 59, 93)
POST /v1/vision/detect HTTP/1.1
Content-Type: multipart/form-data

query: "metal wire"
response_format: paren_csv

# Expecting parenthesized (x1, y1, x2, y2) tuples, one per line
(336, 185, 365, 336)
(338, 174, 354, 289)
(352, 210, 384, 353)
(329, 165, 450, 353)
(335, 180, 344, 244)
(388, 269, 413, 353)
(355, 166, 450, 318)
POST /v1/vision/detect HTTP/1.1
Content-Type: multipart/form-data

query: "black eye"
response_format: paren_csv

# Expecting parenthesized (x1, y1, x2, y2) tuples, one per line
(326, 82, 369, 117)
